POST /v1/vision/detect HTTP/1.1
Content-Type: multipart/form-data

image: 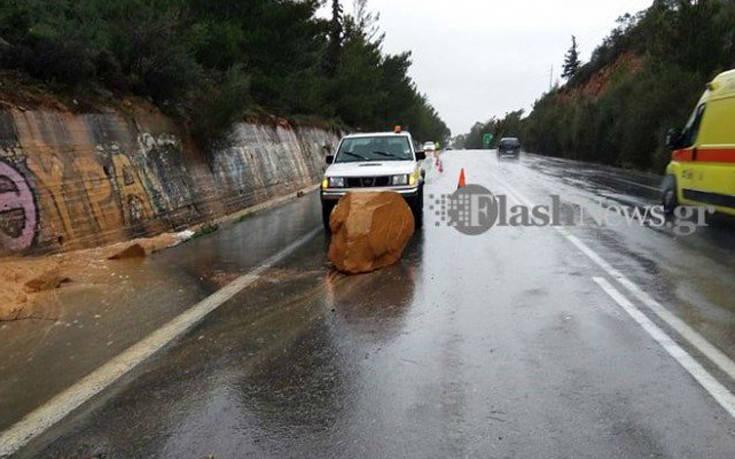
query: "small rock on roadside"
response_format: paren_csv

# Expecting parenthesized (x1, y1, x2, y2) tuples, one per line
(24, 269, 71, 293)
(108, 243, 146, 260)
(176, 230, 195, 242)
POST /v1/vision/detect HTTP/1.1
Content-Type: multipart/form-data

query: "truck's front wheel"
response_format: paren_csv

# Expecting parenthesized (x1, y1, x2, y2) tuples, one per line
(662, 175, 678, 215)
(322, 201, 335, 231)
(408, 185, 424, 228)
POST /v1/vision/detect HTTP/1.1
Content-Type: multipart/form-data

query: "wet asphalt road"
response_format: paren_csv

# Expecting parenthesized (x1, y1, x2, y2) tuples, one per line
(7, 151, 735, 457)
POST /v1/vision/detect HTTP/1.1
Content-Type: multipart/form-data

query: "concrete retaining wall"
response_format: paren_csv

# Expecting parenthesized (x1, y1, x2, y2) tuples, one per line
(0, 108, 337, 256)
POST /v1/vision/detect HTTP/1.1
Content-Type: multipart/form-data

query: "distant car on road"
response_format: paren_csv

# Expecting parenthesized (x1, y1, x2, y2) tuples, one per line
(423, 141, 437, 152)
(663, 68, 735, 215)
(497, 137, 521, 158)
(321, 131, 426, 229)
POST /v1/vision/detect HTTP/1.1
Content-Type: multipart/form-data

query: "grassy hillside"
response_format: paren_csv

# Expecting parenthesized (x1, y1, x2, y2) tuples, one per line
(460, 0, 735, 172)
(0, 0, 450, 148)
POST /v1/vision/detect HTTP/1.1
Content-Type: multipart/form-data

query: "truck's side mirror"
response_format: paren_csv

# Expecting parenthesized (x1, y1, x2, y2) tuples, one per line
(415, 150, 426, 161)
(326, 155, 334, 165)
(666, 128, 682, 150)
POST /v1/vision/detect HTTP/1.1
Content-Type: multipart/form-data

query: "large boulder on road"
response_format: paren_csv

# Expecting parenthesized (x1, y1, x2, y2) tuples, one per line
(328, 192, 415, 274)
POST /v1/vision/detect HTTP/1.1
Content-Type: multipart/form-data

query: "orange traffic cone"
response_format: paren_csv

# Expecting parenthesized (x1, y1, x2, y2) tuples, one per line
(458, 168, 466, 189)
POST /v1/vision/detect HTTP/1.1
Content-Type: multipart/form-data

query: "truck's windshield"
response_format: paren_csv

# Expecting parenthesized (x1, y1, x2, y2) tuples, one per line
(680, 104, 706, 148)
(336, 136, 413, 163)
(500, 138, 520, 147)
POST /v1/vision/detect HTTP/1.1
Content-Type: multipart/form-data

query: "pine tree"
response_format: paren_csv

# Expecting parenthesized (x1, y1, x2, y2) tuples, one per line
(326, 0, 344, 75)
(562, 35, 581, 80)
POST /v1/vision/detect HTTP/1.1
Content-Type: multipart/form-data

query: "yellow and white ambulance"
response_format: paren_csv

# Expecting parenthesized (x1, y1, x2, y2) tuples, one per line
(663, 69, 735, 215)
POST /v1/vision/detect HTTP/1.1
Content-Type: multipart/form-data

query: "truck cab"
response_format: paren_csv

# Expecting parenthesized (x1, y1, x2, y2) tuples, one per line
(498, 137, 521, 158)
(663, 69, 735, 215)
(321, 131, 426, 229)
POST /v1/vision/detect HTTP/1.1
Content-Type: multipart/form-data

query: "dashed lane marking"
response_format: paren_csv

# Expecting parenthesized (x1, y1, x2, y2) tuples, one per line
(487, 168, 735, 385)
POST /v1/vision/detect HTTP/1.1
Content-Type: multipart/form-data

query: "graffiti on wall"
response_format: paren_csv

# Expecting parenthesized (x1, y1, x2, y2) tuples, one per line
(138, 133, 197, 218)
(0, 132, 180, 253)
(23, 150, 154, 243)
(0, 160, 37, 251)
(0, 114, 337, 255)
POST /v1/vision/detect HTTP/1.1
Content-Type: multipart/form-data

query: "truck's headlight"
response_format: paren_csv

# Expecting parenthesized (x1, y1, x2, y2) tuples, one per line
(408, 171, 419, 186)
(328, 177, 345, 188)
(391, 174, 409, 186)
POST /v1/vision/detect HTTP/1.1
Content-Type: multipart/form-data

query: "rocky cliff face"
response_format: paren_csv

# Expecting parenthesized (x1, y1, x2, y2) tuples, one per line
(0, 108, 337, 256)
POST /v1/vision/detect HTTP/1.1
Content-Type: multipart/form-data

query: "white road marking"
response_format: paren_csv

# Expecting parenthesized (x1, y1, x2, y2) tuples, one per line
(486, 169, 735, 383)
(565, 233, 735, 381)
(593, 277, 735, 418)
(0, 227, 321, 457)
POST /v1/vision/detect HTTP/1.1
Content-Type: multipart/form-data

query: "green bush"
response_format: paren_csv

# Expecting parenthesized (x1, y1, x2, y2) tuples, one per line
(466, 0, 735, 173)
(0, 39, 96, 86)
(0, 0, 451, 148)
(188, 65, 251, 151)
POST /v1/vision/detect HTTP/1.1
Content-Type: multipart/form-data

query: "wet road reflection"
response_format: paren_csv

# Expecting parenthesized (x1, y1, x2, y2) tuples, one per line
(0, 194, 321, 432)
(13, 151, 735, 457)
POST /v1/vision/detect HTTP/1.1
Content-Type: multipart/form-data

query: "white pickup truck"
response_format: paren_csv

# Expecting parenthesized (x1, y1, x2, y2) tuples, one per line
(321, 131, 426, 229)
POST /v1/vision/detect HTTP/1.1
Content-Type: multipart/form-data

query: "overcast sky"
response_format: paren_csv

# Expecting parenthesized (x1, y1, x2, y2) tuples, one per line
(320, 0, 652, 135)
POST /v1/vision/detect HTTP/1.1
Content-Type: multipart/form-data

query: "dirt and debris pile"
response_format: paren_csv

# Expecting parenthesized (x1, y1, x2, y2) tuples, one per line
(328, 192, 415, 274)
(0, 230, 192, 321)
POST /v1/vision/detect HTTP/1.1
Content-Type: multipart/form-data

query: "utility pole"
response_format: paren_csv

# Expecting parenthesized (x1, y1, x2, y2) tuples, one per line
(549, 65, 553, 91)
